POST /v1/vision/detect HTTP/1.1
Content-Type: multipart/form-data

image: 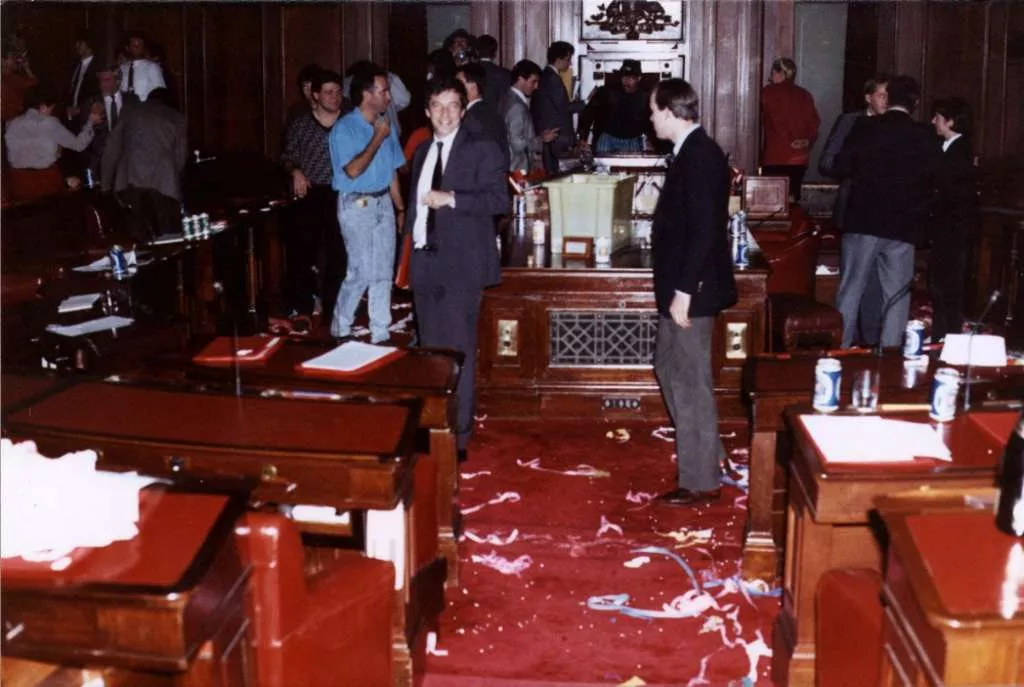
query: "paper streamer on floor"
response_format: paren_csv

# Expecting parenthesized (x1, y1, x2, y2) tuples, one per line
(597, 515, 624, 537)
(516, 457, 610, 478)
(462, 491, 521, 515)
(470, 551, 534, 576)
(462, 528, 520, 545)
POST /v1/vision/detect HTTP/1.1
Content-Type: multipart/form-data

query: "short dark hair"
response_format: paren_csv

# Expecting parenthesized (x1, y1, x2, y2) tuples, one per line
(511, 59, 542, 83)
(443, 28, 475, 52)
(477, 34, 498, 60)
(349, 62, 388, 107)
(427, 49, 457, 81)
(547, 41, 574, 65)
(313, 69, 343, 94)
(863, 73, 889, 96)
(887, 74, 920, 111)
(456, 62, 487, 93)
(124, 31, 148, 48)
(932, 96, 973, 137)
(98, 63, 122, 78)
(653, 78, 699, 122)
(74, 30, 97, 48)
(424, 77, 468, 110)
(25, 85, 59, 110)
(297, 63, 322, 91)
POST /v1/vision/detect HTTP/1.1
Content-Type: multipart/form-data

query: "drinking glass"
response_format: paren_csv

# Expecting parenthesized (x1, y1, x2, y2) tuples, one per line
(851, 369, 880, 413)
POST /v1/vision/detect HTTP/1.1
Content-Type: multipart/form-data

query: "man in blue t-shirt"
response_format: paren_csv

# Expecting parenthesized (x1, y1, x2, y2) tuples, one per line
(328, 63, 405, 343)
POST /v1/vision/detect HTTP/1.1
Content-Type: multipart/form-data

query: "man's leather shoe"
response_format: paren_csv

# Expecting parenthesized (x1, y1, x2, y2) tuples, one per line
(656, 487, 722, 506)
(457, 449, 468, 464)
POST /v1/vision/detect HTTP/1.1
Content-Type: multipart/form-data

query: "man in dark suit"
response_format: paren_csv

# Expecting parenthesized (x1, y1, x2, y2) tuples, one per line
(531, 40, 584, 174)
(83, 64, 137, 180)
(833, 75, 938, 348)
(456, 62, 509, 169)
(405, 77, 509, 461)
(476, 35, 511, 110)
(648, 78, 737, 506)
(101, 87, 187, 241)
(66, 31, 101, 129)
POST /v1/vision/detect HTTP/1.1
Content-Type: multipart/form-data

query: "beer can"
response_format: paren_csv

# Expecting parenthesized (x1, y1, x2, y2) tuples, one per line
(199, 212, 211, 236)
(108, 245, 128, 277)
(903, 319, 926, 360)
(929, 367, 961, 422)
(813, 358, 842, 413)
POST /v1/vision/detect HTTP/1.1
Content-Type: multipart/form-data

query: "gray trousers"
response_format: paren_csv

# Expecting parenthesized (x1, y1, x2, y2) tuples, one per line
(653, 316, 724, 492)
(836, 233, 915, 348)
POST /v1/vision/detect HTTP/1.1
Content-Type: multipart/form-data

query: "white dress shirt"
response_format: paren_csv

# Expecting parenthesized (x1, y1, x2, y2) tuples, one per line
(942, 132, 962, 153)
(71, 55, 94, 108)
(120, 58, 165, 102)
(413, 128, 458, 248)
(103, 92, 123, 128)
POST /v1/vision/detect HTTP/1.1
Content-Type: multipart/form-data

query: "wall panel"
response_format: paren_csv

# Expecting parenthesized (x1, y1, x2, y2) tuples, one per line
(201, 4, 264, 154)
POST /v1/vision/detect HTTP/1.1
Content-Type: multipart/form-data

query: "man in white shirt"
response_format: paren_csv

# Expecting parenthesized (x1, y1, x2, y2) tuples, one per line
(120, 32, 166, 102)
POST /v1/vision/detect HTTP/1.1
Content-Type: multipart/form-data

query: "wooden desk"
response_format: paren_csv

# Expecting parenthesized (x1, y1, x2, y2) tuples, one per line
(1, 488, 251, 686)
(878, 507, 1024, 686)
(2, 378, 435, 687)
(145, 338, 464, 587)
(772, 408, 1017, 686)
(744, 351, 1024, 582)
(478, 238, 767, 425)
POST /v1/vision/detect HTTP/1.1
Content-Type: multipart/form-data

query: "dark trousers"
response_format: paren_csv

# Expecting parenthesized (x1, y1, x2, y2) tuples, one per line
(761, 164, 807, 201)
(414, 286, 482, 450)
(857, 270, 884, 347)
(929, 225, 969, 340)
(653, 316, 724, 492)
(282, 185, 345, 318)
(116, 186, 180, 242)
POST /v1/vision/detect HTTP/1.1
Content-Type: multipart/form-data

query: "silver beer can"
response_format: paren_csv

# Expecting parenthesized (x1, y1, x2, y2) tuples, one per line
(903, 319, 926, 360)
(929, 367, 961, 422)
(813, 358, 842, 413)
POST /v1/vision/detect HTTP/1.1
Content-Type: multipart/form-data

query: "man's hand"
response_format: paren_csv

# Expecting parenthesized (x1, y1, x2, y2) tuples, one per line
(87, 109, 103, 127)
(422, 190, 455, 209)
(541, 127, 560, 143)
(291, 169, 311, 199)
(669, 291, 692, 328)
(67, 105, 81, 120)
(372, 114, 391, 142)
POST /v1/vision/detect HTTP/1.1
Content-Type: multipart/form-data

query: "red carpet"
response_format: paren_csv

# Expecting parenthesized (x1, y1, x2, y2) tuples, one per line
(424, 420, 780, 686)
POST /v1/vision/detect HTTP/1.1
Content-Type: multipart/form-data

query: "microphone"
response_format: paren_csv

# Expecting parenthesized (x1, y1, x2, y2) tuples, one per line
(963, 289, 1002, 412)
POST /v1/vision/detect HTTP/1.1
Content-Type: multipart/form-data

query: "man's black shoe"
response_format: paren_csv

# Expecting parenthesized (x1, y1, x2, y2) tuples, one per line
(655, 487, 722, 506)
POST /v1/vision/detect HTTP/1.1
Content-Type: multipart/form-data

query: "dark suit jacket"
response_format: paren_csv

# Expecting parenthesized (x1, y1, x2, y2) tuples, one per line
(102, 97, 187, 201)
(481, 60, 512, 111)
(651, 127, 737, 318)
(404, 127, 509, 291)
(834, 109, 938, 244)
(932, 135, 979, 236)
(69, 57, 102, 111)
(464, 100, 509, 170)
(818, 109, 864, 230)
(83, 92, 140, 176)
(531, 66, 579, 153)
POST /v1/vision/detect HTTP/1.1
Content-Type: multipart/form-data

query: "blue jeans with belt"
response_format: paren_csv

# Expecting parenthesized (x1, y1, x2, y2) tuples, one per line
(595, 133, 643, 155)
(332, 192, 395, 343)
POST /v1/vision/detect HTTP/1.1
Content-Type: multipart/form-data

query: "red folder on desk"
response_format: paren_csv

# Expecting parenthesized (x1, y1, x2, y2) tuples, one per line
(969, 412, 1020, 447)
(192, 335, 284, 367)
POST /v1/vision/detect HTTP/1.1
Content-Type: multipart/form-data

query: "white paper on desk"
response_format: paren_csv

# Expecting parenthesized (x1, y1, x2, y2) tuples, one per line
(940, 333, 1007, 367)
(300, 341, 397, 373)
(57, 292, 102, 314)
(801, 415, 951, 464)
(71, 250, 139, 273)
(289, 504, 351, 526)
(46, 315, 134, 337)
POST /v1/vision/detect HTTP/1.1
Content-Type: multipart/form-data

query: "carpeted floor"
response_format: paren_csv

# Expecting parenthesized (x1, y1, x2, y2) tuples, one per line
(423, 419, 780, 687)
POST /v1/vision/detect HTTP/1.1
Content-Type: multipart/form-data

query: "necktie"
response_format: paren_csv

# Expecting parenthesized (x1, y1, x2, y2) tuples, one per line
(425, 141, 444, 245)
(70, 62, 83, 105)
(109, 97, 118, 129)
(127, 61, 135, 93)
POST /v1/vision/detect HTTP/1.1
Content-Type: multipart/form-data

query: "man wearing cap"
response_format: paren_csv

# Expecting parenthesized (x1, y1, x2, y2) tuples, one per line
(578, 59, 651, 155)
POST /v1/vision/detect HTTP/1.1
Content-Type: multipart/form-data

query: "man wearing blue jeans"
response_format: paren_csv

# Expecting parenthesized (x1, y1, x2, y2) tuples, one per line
(328, 63, 406, 343)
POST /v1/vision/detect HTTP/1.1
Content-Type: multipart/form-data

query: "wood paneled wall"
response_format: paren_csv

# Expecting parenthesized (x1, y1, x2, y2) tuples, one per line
(3, 0, 1020, 169)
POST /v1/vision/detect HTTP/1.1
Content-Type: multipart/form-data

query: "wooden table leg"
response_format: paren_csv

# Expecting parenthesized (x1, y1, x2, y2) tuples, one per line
(742, 429, 780, 581)
(431, 428, 459, 588)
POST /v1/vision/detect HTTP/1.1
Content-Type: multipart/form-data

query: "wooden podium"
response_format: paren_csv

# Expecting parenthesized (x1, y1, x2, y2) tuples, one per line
(1, 488, 251, 686)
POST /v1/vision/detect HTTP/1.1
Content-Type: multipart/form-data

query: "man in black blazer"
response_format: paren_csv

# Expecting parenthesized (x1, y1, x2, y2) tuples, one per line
(67, 31, 101, 129)
(476, 35, 512, 110)
(648, 79, 737, 506)
(456, 62, 509, 169)
(531, 41, 584, 174)
(833, 75, 938, 348)
(405, 78, 509, 461)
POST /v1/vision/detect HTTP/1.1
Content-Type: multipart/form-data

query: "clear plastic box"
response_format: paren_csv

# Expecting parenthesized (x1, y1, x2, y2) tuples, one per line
(543, 174, 637, 254)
